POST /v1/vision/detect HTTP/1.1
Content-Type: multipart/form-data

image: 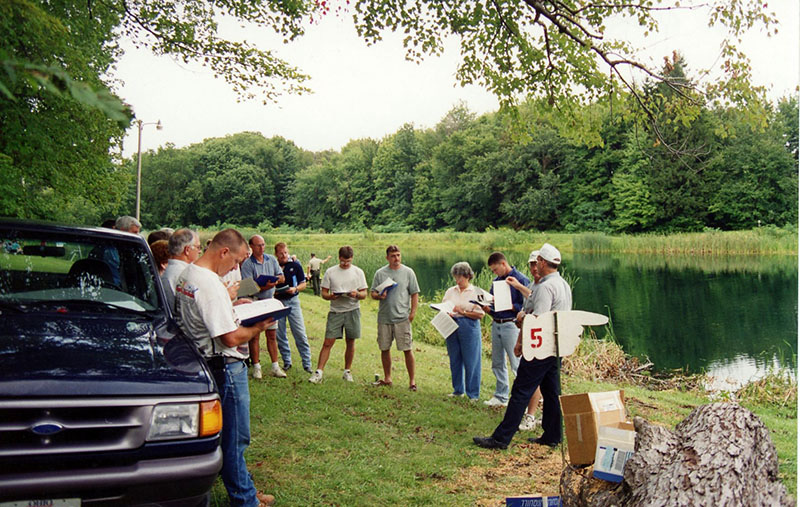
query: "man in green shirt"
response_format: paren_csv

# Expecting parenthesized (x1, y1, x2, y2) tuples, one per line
(370, 245, 420, 391)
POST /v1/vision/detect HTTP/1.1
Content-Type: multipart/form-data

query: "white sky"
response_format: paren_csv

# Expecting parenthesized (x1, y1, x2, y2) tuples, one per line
(115, 3, 799, 159)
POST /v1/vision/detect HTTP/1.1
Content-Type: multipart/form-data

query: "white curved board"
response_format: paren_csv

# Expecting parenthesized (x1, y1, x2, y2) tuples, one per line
(521, 310, 609, 361)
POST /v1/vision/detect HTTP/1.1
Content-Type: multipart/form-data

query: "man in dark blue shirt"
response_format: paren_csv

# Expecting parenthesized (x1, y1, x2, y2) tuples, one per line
(274, 242, 312, 372)
(481, 252, 530, 407)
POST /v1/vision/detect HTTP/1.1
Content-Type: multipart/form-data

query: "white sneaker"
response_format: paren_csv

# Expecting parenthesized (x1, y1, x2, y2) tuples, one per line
(308, 370, 324, 384)
(484, 397, 508, 407)
(342, 370, 354, 382)
(519, 413, 538, 431)
(252, 363, 262, 379)
(270, 363, 287, 378)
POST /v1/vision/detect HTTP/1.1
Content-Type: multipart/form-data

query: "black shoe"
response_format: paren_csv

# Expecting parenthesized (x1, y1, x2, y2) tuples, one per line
(473, 436, 508, 450)
(283, 364, 292, 371)
(528, 437, 559, 448)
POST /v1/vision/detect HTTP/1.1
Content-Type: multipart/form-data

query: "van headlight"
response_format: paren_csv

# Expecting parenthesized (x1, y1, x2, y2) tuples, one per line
(146, 401, 222, 441)
(147, 404, 199, 441)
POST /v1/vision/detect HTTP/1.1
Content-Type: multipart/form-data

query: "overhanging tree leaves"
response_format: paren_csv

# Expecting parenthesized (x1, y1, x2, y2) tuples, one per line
(0, 0, 129, 221)
(351, 0, 778, 146)
(1, 0, 322, 222)
(109, 0, 317, 103)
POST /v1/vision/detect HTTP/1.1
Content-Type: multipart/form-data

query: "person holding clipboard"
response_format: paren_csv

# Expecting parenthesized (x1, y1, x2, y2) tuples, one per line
(481, 252, 530, 408)
(274, 242, 313, 373)
(308, 246, 368, 384)
(240, 235, 285, 379)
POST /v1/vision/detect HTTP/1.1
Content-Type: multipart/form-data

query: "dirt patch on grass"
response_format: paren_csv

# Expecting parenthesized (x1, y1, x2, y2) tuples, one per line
(449, 443, 566, 505)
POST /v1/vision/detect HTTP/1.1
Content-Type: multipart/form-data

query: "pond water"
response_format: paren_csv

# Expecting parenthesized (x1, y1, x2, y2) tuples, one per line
(294, 246, 797, 388)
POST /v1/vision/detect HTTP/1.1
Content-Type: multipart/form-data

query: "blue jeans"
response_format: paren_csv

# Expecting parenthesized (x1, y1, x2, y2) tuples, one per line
(276, 296, 312, 370)
(220, 360, 258, 507)
(491, 321, 520, 403)
(445, 317, 482, 399)
(492, 356, 562, 445)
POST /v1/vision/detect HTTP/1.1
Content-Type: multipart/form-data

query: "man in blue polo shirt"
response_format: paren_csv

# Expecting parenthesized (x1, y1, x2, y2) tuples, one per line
(481, 252, 530, 407)
(240, 235, 285, 379)
(274, 241, 313, 373)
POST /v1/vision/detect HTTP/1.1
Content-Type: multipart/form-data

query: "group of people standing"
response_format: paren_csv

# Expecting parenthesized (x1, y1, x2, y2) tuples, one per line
(239, 235, 313, 379)
(437, 243, 572, 450)
(134, 218, 572, 505)
(149, 225, 421, 507)
(308, 244, 419, 389)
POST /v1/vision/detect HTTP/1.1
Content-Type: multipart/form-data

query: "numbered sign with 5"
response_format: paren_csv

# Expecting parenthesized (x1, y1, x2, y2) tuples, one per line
(521, 310, 609, 361)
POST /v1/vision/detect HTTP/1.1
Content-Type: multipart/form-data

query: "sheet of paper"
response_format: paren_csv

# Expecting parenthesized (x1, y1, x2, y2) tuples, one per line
(492, 280, 513, 312)
(430, 300, 455, 313)
(374, 277, 397, 295)
(236, 277, 260, 298)
(234, 298, 290, 326)
(470, 290, 494, 307)
(431, 310, 459, 339)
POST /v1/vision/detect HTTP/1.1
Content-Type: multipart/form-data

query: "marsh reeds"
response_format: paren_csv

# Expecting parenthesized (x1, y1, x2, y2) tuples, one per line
(573, 227, 797, 255)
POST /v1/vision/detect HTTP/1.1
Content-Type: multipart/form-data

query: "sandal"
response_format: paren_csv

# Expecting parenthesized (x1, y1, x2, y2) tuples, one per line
(409, 384, 417, 392)
(372, 379, 392, 386)
(256, 492, 275, 506)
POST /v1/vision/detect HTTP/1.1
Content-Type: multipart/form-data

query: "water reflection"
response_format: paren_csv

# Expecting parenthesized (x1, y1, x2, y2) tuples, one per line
(570, 252, 797, 385)
(705, 354, 795, 391)
(292, 246, 797, 384)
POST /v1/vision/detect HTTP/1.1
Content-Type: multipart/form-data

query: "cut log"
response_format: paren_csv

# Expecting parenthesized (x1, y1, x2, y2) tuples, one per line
(625, 402, 792, 506)
(559, 402, 793, 506)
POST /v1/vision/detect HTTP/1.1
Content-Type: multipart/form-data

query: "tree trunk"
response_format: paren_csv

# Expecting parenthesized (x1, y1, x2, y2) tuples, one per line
(559, 402, 794, 506)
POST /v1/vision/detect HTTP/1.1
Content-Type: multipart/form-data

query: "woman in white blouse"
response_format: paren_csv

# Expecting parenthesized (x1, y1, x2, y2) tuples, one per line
(442, 262, 485, 400)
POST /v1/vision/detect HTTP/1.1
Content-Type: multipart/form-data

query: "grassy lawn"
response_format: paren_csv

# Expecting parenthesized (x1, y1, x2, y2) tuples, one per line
(210, 292, 797, 505)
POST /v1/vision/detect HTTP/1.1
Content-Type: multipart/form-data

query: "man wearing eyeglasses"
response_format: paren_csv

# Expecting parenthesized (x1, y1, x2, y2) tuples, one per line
(161, 228, 202, 311)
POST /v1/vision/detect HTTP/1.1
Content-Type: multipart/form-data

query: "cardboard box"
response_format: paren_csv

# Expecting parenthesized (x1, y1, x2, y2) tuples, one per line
(592, 421, 636, 482)
(560, 390, 626, 465)
(506, 495, 561, 507)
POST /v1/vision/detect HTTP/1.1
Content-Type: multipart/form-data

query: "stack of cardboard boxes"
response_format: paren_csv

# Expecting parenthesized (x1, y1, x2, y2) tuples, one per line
(560, 390, 636, 482)
(504, 390, 636, 505)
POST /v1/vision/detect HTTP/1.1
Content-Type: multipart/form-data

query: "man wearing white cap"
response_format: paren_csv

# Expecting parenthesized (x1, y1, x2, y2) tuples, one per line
(473, 243, 572, 450)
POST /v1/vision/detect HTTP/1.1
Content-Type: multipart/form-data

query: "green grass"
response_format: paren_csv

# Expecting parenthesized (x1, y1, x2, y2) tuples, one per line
(191, 227, 798, 258)
(0, 252, 73, 273)
(210, 292, 797, 504)
(196, 228, 577, 257)
(212, 294, 519, 505)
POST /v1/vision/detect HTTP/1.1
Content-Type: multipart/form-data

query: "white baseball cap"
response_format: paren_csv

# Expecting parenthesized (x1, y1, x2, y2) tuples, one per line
(528, 250, 540, 263)
(538, 243, 561, 265)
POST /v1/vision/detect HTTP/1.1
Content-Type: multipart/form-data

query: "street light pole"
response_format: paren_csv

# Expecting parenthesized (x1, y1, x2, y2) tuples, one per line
(135, 119, 163, 222)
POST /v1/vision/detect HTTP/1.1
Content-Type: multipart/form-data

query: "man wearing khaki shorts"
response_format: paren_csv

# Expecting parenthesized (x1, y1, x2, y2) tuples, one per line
(308, 246, 368, 384)
(370, 245, 420, 391)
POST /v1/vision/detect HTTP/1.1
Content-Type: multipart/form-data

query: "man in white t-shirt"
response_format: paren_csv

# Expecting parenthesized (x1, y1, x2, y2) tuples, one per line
(174, 229, 276, 507)
(308, 246, 368, 384)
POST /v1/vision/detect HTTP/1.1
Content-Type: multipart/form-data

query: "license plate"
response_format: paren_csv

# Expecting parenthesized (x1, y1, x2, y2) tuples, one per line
(0, 500, 80, 507)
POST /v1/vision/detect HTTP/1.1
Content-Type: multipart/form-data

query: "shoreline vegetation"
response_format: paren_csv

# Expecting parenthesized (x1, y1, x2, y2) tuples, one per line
(196, 227, 798, 257)
(197, 229, 796, 504)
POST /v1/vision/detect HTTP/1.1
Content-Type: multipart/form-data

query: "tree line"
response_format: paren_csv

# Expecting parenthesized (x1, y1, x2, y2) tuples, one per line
(3, 1, 788, 231)
(128, 80, 796, 233)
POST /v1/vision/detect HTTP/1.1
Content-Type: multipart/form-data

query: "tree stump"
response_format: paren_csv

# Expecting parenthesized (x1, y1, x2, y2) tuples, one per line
(559, 402, 793, 506)
(560, 465, 623, 506)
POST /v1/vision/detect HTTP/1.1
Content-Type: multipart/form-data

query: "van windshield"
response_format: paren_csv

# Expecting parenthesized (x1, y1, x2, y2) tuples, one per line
(0, 230, 160, 313)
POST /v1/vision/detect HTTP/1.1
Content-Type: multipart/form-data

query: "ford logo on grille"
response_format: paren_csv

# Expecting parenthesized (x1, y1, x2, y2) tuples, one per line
(30, 423, 64, 435)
